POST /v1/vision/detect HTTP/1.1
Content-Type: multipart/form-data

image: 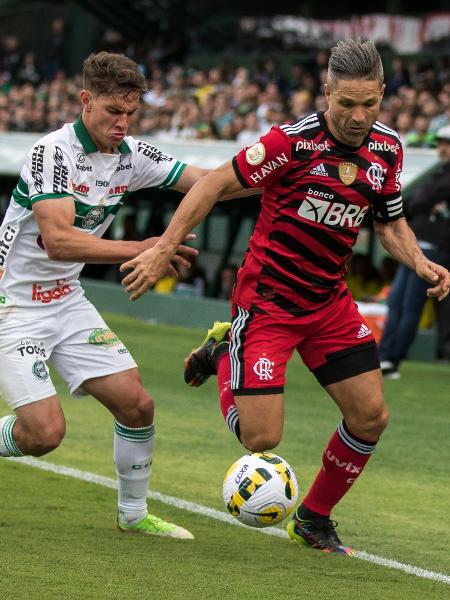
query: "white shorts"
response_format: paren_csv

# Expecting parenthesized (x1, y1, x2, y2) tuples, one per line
(0, 296, 137, 410)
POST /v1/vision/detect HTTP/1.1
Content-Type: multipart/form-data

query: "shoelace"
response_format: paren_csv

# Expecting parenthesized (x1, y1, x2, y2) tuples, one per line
(299, 518, 342, 543)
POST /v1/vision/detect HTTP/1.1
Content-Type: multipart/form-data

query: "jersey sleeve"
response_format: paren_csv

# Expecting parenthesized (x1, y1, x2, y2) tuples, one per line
(130, 139, 187, 191)
(372, 144, 404, 223)
(27, 141, 75, 203)
(232, 127, 291, 188)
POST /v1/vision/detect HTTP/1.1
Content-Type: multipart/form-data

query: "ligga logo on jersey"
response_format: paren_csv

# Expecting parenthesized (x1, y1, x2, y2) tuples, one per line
(31, 279, 73, 303)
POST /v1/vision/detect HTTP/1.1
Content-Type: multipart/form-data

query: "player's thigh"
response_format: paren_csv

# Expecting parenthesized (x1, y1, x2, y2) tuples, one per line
(82, 367, 153, 427)
(234, 393, 284, 451)
(325, 370, 388, 441)
(50, 299, 138, 399)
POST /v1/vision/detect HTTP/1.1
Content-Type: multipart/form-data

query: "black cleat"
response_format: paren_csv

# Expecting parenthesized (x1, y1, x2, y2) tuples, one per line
(287, 509, 354, 555)
(184, 321, 230, 387)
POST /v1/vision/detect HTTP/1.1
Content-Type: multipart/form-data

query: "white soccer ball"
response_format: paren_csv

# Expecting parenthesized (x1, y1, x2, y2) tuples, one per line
(223, 452, 299, 528)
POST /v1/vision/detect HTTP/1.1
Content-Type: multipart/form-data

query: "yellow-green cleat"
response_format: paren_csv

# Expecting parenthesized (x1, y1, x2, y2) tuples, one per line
(184, 321, 231, 387)
(117, 513, 194, 539)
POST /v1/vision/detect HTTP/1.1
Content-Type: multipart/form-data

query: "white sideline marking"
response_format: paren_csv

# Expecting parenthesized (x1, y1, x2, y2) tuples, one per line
(8, 456, 450, 585)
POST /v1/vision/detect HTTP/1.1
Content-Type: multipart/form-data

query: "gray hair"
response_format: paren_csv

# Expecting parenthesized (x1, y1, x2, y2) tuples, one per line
(327, 38, 384, 87)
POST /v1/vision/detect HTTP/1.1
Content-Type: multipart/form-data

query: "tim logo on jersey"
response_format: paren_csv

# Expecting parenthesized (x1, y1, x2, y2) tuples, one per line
(298, 195, 368, 228)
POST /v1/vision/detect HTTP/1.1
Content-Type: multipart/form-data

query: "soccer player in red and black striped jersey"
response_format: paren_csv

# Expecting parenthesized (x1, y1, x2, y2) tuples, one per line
(122, 39, 450, 553)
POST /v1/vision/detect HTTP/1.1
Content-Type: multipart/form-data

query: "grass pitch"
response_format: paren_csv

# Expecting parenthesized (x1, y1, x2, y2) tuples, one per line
(0, 313, 449, 600)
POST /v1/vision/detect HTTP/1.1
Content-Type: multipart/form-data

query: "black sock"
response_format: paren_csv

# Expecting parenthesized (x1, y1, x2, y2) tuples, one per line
(297, 504, 328, 521)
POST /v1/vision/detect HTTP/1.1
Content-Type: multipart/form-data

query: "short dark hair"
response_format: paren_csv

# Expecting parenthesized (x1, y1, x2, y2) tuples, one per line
(82, 51, 147, 97)
(328, 38, 384, 88)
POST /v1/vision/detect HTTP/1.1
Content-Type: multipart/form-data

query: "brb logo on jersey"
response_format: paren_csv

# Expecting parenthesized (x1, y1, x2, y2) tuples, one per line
(298, 190, 368, 228)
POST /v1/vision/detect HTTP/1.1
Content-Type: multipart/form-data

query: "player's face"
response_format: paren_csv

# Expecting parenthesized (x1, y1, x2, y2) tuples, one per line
(80, 90, 140, 153)
(324, 79, 384, 147)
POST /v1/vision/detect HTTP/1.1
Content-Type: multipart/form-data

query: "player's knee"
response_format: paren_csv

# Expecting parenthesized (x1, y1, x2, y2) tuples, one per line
(135, 392, 154, 422)
(241, 429, 282, 453)
(364, 403, 389, 436)
(120, 389, 155, 426)
(347, 403, 389, 441)
(373, 405, 389, 435)
(28, 422, 66, 456)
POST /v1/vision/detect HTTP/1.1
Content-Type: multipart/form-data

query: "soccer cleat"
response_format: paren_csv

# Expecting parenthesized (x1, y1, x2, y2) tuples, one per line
(116, 513, 194, 539)
(287, 514, 354, 555)
(184, 321, 231, 387)
(380, 361, 401, 380)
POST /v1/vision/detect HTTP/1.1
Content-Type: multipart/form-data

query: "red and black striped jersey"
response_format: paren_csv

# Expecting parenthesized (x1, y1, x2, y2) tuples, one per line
(231, 111, 403, 317)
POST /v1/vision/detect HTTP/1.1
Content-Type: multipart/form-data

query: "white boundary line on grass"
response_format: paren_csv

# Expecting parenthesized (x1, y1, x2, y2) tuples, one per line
(9, 456, 450, 586)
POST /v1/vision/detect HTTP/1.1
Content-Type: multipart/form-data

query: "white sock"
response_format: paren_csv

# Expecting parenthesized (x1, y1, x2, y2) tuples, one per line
(114, 420, 154, 525)
(0, 416, 24, 457)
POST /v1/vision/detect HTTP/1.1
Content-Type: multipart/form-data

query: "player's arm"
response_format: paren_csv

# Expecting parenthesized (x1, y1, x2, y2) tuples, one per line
(172, 163, 260, 199)
(374, 217, 450, 300)
(121, 160, 244, 300)
(32, 196, 197, 269)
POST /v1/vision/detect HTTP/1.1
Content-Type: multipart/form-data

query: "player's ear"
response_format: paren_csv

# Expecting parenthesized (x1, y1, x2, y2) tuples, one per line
(80, 90, 93, 112)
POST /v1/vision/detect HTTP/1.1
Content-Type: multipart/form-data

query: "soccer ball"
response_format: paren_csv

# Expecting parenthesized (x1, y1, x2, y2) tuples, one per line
(223, 452, 299, 528)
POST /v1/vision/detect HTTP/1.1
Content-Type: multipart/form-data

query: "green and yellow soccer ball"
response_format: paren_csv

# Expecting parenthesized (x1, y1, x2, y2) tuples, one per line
(223, 452, 299, 528)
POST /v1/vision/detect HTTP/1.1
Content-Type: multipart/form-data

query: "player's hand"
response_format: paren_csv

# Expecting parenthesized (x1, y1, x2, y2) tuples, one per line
(415, 259, 450, 301)
(120, 234, 198, 301)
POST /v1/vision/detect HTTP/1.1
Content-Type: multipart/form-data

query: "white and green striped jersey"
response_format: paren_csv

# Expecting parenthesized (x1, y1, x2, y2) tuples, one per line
(0, 117, 186, 309)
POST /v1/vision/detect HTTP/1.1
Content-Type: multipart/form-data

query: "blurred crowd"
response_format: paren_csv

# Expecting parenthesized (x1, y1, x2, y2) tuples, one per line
(1, 22, 449, 312)
(0, 24, 449, 146)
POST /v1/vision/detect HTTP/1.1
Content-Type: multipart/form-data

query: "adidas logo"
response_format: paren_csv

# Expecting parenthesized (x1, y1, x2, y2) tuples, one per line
(309, 163, 329, 176)
(357, 324, 372, 339)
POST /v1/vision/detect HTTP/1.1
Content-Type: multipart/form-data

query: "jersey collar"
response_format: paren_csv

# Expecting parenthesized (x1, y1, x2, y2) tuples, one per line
(73, 116, 131, 154)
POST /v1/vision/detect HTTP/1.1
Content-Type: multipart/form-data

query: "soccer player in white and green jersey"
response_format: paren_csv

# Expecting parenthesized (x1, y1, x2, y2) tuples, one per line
(0, 51, 211, 538)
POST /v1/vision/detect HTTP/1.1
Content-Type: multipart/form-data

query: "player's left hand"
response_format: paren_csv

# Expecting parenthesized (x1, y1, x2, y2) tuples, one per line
(416, 259, 450, 301)
(120, 236, 198, 301)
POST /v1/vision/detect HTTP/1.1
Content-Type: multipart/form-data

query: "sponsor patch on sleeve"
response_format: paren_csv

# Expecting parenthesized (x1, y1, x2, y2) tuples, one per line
(245, 142, 266, 166)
